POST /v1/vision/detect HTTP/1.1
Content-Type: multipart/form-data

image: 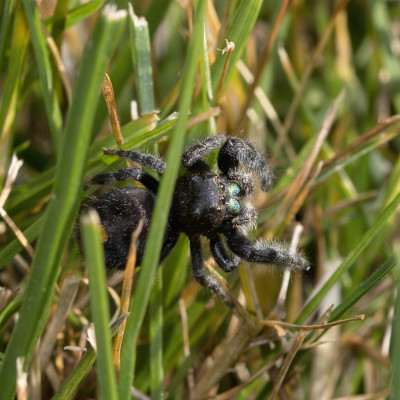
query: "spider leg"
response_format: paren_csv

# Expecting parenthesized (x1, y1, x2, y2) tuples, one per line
(103, 148, 166, 174)
(190, 235, 235, 307)
(218, 137, 274, 192)
(85, 168, 159, 194)
(182, 136, 226, 172)
(225, 228, 308, 270)
(209, 234, 241, 272)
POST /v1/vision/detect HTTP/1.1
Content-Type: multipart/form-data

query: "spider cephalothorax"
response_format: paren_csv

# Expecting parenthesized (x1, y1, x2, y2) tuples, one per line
(85, 136, 308, 306)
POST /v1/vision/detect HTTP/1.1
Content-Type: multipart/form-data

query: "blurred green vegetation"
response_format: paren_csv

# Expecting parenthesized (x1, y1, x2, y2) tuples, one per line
(0, 0, 399, 399)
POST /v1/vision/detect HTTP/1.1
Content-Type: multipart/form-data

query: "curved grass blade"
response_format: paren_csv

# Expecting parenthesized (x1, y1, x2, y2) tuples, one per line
(81, 210, 118, 400)
(117, 1, 207, 398)
(0, 6, 127, 399)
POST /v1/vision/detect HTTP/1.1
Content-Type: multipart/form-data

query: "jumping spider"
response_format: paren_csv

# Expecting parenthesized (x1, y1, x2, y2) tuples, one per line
(85, 136, 308, 307)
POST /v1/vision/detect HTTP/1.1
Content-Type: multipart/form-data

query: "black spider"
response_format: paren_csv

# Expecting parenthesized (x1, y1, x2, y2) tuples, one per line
(85, 136, 308, 307)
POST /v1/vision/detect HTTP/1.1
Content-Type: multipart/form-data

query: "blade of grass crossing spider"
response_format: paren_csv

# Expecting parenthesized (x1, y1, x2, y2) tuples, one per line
(81, 211, 118, 400)
(22, 0, 63, 154)
(128, 5, 155, 115)
(0, 2, 28, 184)
(150, 268, 164, 400)
(117, 1, 207, 398)
(0, 7, 127, 399)
(296, 192, 400, 325)
(210, 0, 263, 97)
(329, 254, 397, 322)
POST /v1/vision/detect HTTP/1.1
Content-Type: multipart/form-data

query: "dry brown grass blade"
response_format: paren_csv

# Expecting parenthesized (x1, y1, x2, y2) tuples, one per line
(215, 39, 235, 104)
(206, 350, 284, 400)
(323, 114, 400, 168)
(39, 276, 81, 370)
(16, 357, 27, 400)
(331, 388, 391, 400)
(262, 314, 364, 332)
(268, 92, 343, 234)
(322, 190, 377, 218)
(46, 33, 72, 104)
(263, 113, 400, 211)
(187, 107, 220, 129)
(179, 298, 195, 398)
(193, 317, 262, 398)
(102, 73, 123, 146)
(112, 220, 143, 371)
(274, 223, 304, 317)
(272, 0, 351, 162)
(240, 0, 293, 125)
(0, 155, 34, 259)
(284, 160, 323, 226)
(268, 329, 307, 400)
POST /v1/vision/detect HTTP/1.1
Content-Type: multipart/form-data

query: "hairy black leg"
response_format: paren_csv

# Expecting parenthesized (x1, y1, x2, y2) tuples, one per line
(159, 230, 180, 263)
(190, 235, 235, 307)
(85, 168, 159, 193)
(218, 138, 274, 191)
(209, 234, 241, 272)
(225, 228, 308, 270)
(103, 148, 166, 174)
(182, 136, 226, 171)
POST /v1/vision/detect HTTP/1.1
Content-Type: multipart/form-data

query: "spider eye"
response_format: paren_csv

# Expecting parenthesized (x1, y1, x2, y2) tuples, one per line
(227, 198, 242, 214)
(226, 183, 241, 196)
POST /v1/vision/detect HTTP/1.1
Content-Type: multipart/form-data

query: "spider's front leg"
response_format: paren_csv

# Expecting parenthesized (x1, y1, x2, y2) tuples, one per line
(103, 148, 166, 174)
(218, 138, 274, 192)
(190, 235, 235, 308)
(85, 168, 159, 193)
(225, 228, 308, 271)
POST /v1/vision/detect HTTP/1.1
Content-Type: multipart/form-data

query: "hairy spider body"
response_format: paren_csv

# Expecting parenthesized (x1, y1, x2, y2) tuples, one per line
(85, 136, 308, 306)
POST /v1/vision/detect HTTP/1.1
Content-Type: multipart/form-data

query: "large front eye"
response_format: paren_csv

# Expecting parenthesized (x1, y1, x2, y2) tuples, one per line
(227, 198, 242, 214)
(226, 183, 241, 196)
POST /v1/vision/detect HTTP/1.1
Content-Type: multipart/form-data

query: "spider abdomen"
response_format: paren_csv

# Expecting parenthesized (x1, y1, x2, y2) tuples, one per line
(93, 187, 155, 269)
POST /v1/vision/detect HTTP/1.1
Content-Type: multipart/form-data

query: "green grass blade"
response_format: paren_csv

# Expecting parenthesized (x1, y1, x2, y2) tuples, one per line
(80, 210, 118, 400)
(149, 268, 164, 400)
(0, 6, 127, 399)
(0, 3, 28, 182)
(128, 5, 155, 115)
(22, 0, 63, 154)
(329, 254, 398, 321)
(52, 348, 97, 400)
(296, 191, 400, 324)
(391, 250, 400, 400)
(43, 1, 104, 31)
(117, 1, 207, 398)
(0, 0, 15, 63)
(210, 0, 263, 97)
